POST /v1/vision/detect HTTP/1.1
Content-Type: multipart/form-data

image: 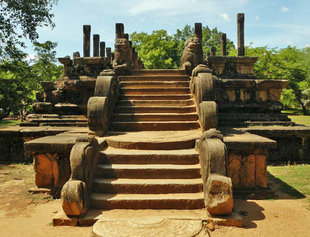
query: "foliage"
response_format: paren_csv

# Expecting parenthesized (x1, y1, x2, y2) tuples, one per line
(0, 58, 36, 120)
(0, 0, 58, 59)
(130, 30, 179, 69)
(131, 25, 235, 69)
(0, 41, 62, 120)
(0, 119, 20, 127)
(32, 41, 63, 89)
(174, 25, 235, 59)
(233, 45, 310, 114)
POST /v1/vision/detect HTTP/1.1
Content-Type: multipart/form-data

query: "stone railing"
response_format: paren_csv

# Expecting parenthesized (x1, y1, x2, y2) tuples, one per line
(61, 136, 99, 217)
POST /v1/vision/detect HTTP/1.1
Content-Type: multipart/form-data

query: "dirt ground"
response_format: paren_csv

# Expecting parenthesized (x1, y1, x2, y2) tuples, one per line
(1, 163, 310, 237)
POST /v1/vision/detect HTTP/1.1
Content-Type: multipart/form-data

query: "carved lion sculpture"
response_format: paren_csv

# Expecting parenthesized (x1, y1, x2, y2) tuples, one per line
(181, 37, 203, 74)
(112, 38, 132, 74)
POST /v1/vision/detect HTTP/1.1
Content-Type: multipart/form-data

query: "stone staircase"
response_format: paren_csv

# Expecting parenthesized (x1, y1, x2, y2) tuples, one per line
(90, 70, 205, 209)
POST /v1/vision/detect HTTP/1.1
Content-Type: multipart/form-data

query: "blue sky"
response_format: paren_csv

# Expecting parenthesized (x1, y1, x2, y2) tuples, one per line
(26, 0, 310, 58)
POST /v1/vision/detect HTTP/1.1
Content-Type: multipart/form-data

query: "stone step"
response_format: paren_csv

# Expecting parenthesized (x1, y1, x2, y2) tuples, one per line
(130, 69, 187, 76)
(119, 95, 192, 100)
(120, 88, 190, 95)
(117, 100, 194, 106)
(120, 81, 189, 88)
(112, 113, 198, 122)
(106, 138, 196, 150)
(90, 192, 204, 209)
(110, 121, 200, 131)
(30, 118, 88, 123)
(104, 130, 202, 150)
(114, 106, 196, 113)
(119, 75, 189, 82)
(96, 164, 201, 179)
(40, 122, 88, 127)
(99, 148, 199, 164)
(93, 178, 203, 194)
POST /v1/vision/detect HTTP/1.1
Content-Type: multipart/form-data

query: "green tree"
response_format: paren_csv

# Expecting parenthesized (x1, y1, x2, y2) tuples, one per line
(131, 30, 179, 69)
(174, 25, 235, 59)
(131, 25, 235, 69)
(0, 57, 36, 120)
(32, 41, 63, 88)
(0, 41, 62, 120)
(238, 45, 310, 114)
(0, 0, 58, 59)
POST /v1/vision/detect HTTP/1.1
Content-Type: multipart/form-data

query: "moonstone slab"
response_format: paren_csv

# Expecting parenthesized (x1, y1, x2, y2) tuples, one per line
(92, 218, 205, 237)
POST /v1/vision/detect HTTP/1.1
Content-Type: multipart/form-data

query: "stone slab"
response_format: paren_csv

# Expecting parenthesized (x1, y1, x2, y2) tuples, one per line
(221, 128, 277, 151)
(92, 218, 204, 237)
(239, 126, 310, 137)
(24, 135, 81, 154)
(53, 208, 243, 228)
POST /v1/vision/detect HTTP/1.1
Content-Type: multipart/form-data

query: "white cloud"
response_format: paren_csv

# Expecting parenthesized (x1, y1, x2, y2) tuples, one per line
(280, 6, 289, 13)
(256, 15, 260, 21)
(305, 44, 310, 48)
(219, 13, 231, 22)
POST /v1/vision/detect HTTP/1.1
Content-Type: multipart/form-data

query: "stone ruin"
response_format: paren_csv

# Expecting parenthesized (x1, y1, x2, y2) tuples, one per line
(0, 13, 304, 234)
(26, 23, 143, 127)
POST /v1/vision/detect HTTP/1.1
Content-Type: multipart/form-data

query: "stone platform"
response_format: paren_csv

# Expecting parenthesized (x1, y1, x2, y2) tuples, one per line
(52, 208, 243, 228)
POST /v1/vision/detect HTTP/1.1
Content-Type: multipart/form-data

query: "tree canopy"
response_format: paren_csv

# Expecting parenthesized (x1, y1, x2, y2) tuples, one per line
(0, 0, 58, 59)
(233, 45, 310, 114)
(130, 25, 235, 69)
(0, 41, 63, 120)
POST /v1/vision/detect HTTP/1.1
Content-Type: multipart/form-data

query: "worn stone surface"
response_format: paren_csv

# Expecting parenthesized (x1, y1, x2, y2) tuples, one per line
(92, 218, 204, 237)
(191, 71, 214, 104)
(112, 38, 132, 74)
(61, 180, 88, 216)
(228, 153, 256, 189)
(240, 126, 310, 163)
(199, 101, 218, 131)
(206, 174, 233, 215)
(87, 97, 108, 135)
(182, 37, 202, 74)
(256, 155, 267, 188)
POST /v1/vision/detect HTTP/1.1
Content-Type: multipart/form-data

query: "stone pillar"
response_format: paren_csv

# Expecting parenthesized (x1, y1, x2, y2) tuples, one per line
(210, 47, 216, 56)
(83, 25, 91, 57)
(100, 42, 105, 57)
(237, 13, 245, 56)
(106, 47, 112, 61)
(124, 33, 129, 41)
(93, 34, 100, 57)
(194, 23, 203, 63)
(116, 23, 124, 39)
(221, 33, 227, 56)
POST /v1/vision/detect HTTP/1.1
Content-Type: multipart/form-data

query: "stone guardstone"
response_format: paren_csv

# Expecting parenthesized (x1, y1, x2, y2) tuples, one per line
(92, 218, 206, 237)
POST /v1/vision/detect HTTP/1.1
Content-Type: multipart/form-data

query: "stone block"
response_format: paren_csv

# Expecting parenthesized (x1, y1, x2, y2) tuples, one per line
(206, 174, 233, 216)
(33, 152, 70, 190)
(240, 154, 255, 188)
(226, 90, 236, 102)
(255, 155, 267, 188)
(269, 89, 282, 102)
(33, 153, 59, 188)
(228, 153, 241, 187)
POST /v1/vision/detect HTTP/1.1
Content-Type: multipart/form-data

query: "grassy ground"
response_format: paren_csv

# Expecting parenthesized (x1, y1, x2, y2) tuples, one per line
(268, 164, 310, 208)
(288, 115, 310, 126)
(0, 119, 20, 127)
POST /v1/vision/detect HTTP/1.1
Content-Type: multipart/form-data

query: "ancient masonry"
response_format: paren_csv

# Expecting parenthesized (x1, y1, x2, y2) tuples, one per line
(0, 13, 303, 231)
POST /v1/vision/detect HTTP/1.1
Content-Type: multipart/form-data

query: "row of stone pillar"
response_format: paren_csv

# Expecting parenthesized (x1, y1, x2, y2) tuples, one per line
(115, 23, 143, 70)
(83, 25, 112, 58)
(195, 13, 245, 57)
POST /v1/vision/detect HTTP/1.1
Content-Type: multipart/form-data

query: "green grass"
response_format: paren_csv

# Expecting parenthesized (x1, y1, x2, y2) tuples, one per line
(268, 165, 310, 208)
(0, 119, 20, 127)
(289, 115, 310, 126)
